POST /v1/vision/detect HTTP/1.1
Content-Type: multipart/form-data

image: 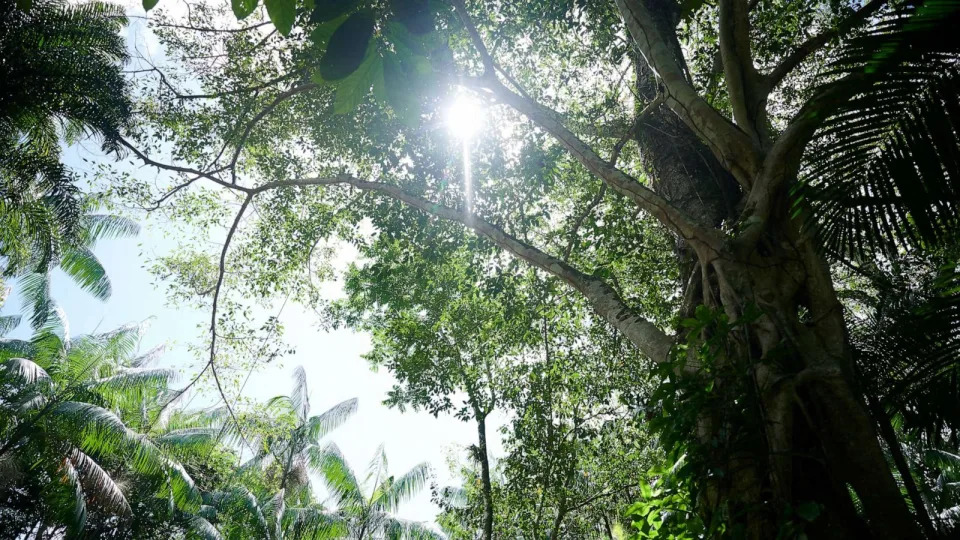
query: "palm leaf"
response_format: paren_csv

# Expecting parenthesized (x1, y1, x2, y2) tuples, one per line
(69, 447, 131, 516)
(59, 245, 111, 300)
(796, 1, 960, 259)
(0, 356, 51, 384)
(305, 397, 358, 444)
(283, 506, 347, 539)
(291, 365, 311, 423)
(18, 272, 54, 330)
(78, 214, 139, 245)
(0, 314, 20, 336)
(185, 514, 223, 540)
(382, 515, 444, 540)
(316, 443, 365, 510)
(382, 462, 430, 513)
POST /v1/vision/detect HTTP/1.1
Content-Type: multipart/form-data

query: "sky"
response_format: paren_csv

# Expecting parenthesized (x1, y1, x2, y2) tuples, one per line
(0, 0, 504, 528)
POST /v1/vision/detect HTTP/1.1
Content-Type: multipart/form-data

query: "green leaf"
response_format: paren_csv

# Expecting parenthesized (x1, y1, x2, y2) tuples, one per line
(310, 0, 361, 23)
(59, 246, 111, 300)
(232, 0, 259, 19)
(310, 13, 350, 49)
(143, 0, 159, 11)
(15, 0, 31, 10)
(318, 12, 375, 81)
(264, 0, 296, 36)
(383, 54, 420, 126)
(371, 60, 387, 102)
(334, 51, 380, 114)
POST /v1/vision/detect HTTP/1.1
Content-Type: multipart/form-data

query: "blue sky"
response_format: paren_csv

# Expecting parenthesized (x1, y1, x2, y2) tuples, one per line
(0, 1, 505, 526)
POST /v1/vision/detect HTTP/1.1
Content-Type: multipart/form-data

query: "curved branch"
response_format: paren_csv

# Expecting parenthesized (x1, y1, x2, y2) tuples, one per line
(206, 194, 254, 450)
(468, 77, 724, 251)
(251, 175, 674, 363)
(228, 83, 317, 184)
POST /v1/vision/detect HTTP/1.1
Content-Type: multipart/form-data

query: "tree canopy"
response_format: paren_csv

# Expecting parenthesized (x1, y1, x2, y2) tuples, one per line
(3, 0, 960, 537)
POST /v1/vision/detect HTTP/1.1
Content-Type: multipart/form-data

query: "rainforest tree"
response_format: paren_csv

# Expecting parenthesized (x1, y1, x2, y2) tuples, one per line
(124, 0, 960, 537)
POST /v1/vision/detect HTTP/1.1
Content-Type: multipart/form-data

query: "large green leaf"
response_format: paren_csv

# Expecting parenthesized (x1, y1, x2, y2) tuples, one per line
(318, 12, 375, 81)
(264, 0, 296, 36)
(334, 51, 381, 114)
(310, 0, 361, 23)
(232, 0, 259, 19)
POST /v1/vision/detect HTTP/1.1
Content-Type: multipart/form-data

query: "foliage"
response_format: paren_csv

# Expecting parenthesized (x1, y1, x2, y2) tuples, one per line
(74, 0, 960, 537)
(0, 0, 132, 276)
(317, 444, 440, 539)
(0, 318, 206, 538)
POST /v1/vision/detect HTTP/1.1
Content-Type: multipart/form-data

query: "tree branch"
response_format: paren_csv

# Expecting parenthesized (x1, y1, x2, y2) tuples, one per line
(119, 137, 234, 190)
(765, 0, 888, 90)
(467, 77, 724, 251)
(718, 0, 766, 140)
(452, 0, 722, 248)
(228, 83, 317, 184)
(251, 175, 675, 363)
(206, 194, 254, 451)
(614, 0, 761, 185)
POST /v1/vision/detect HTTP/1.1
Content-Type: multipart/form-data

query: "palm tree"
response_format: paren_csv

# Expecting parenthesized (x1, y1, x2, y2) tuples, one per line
(201, 366, 357, 539)
(0, 317, 201, 537)
(319, 444, 439, 539)
(14, 212, 140, 332)
(0, 0, 132, 278)
(204, 485, 347, 540)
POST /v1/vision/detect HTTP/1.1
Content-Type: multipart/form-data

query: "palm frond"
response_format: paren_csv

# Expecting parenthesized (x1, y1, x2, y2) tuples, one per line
(90, 367, 178, 405)
(382, 462, 431, 513)
(57, 453, 88, 534)
(78, 214, 139, 245)
(131, 344, 166, 368)
(185, 514, 223, 540)
(291, 365, 310, 423)
(0, 314, 20, 336)
(154, 427, 219, 453)
(0, 356, 50, 384)
(797, 1, 960, 259)
(316, 443, 365, 510)
(305, 397, 358, 444)
(18, 272, 54, 330)
(209, 487, 269, 536)
(283, 506, 348, 540)
(59, 245, 111, 300)
(381, 515, 444, 540)
(69, 447, 131, 516)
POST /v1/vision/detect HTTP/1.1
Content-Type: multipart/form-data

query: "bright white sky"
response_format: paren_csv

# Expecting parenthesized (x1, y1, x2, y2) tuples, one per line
(0, 0, 505, 529)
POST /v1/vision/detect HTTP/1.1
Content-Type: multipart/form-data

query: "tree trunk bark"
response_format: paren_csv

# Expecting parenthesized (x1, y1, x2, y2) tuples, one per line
(667, 217, 924, 538)
(616, 16, 925, 532)
(476, 414, 494, 540)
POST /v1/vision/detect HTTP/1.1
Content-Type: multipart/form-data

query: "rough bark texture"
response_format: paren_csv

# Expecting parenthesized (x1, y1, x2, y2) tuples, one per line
(616, 1, 924, 537)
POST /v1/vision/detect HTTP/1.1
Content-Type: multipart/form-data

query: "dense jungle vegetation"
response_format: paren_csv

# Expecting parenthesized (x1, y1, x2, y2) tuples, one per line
(2, 0, 960, 537)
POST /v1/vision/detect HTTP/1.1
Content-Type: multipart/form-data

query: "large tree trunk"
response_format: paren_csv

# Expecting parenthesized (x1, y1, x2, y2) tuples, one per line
(627, 42, 923, 538)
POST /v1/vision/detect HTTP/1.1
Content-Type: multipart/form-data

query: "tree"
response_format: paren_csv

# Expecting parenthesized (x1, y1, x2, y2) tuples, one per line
(0, 317, 202, 538)
(200, 366, 356, 539)
(122, 0, 960, 537)
(318, 444, 439, 539)
(336, 240, 537, 540)
(0, 0, 132, 276)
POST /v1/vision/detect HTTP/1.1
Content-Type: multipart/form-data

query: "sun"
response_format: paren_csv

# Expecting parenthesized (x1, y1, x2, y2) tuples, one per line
(445, 95, 485, 140)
